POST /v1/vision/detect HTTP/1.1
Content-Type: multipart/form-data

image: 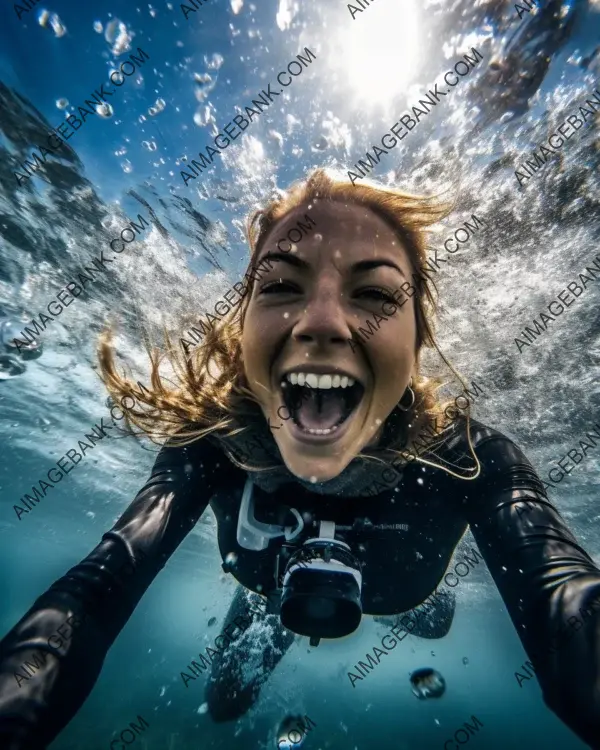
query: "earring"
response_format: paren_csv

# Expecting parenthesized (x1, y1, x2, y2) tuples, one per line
(397, 377, 415, 412)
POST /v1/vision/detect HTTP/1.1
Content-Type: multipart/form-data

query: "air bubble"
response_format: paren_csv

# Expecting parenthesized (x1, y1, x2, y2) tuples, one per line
(56, 98, 69, 110)
(409, 668, 446, 700)
(96, 102, 114, 118)
(193, 107, 212, 127)
(51, 14, 67, 36)
(40, 11, 67, 38)
(225, 551, 238, 565)
(142, 140, 157, 151)
(40, 12, 67, 37)
(276, 715, 307, 750)
(0, 355, 26, 380)
(148, 98, 166, 117)
(105, 18, 119, 42)
(1, 319, 42, 359)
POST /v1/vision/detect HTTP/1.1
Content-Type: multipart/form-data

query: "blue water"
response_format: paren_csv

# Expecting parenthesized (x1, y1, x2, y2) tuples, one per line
(1, 0, 599, 748)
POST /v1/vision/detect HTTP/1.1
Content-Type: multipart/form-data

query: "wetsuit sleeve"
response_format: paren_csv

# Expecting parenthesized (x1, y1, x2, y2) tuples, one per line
(0, 436, 225, 750)
(461, 430, 600, 749)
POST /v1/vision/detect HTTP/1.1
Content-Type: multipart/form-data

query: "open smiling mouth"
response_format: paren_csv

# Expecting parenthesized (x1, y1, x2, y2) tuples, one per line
(280, 372, 365, 437)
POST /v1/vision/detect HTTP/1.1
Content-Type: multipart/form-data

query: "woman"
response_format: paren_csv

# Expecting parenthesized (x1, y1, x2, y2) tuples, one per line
(1, 169, 599, 749)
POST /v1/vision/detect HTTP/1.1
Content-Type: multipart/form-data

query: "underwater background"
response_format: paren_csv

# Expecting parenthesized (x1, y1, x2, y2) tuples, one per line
(0, 0, 599, 747)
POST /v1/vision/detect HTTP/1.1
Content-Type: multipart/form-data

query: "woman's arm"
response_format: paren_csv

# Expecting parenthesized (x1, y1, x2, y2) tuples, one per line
(0, 435, 226, 750)
(461, 426, 600, 749)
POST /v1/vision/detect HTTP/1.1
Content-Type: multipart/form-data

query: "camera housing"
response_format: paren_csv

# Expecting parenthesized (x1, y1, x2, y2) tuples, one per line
(279, 538, 363, 638)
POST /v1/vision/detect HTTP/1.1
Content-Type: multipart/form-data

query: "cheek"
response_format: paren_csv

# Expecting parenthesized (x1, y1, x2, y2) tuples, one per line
(369, 311, 416, 363)
(366, 316, 415, 402)
(241, 308, 282, 376)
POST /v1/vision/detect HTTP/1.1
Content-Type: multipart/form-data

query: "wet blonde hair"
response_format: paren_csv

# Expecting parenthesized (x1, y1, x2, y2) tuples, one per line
(98, 168, 481, 480)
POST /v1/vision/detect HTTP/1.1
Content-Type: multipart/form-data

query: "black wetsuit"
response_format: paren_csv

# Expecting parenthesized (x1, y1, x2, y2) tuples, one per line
(1, 418, 600, 749)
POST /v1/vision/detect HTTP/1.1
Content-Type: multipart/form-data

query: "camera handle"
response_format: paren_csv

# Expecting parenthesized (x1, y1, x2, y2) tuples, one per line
(236, 478, 305, 551)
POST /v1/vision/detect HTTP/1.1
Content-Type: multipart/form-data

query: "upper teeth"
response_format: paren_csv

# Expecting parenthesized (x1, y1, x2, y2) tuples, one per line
(284, 372, 356, 389)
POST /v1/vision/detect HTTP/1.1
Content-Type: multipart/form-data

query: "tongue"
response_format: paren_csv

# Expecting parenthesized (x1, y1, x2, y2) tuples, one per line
(296, 388, 346, 430)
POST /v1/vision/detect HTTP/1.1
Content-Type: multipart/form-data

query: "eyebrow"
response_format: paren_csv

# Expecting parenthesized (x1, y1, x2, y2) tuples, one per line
(352, 258, 406, 279)
(259, 252, 407, 279)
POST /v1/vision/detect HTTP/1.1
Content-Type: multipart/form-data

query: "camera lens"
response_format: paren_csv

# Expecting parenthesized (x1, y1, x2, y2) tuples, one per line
(280, 539, 362, 638)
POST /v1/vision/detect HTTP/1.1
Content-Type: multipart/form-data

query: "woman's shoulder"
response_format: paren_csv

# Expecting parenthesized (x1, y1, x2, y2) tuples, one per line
(445, 415, 538, 479)
(154, 430, 232, 470)
(443, 415, 519, 451)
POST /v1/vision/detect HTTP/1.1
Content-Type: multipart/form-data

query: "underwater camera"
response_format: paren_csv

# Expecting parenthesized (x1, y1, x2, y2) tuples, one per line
(237, 480, 363, 640)
(279, 533, 363, 639)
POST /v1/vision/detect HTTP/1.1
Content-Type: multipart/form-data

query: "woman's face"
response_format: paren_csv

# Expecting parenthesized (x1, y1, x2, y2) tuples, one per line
(241, 199, 417, 483)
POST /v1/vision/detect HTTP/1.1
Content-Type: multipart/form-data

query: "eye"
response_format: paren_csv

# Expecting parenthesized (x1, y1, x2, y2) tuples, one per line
(356, 287, 396, 304)
(259, 280, 299, 295)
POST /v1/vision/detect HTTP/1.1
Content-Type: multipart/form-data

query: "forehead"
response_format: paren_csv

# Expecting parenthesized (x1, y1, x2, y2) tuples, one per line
(260, 200, 406, 262)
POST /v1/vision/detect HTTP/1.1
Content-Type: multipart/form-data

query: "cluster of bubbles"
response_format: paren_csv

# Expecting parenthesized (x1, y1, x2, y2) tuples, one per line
(193, 105, 214, 128)
(192, 64, 219, 127)
(194, 73, 216, 102)
(148, 98, 166, 117)
(38, 10, 67, 37)
(142, 140, 157, 152)
(104, 18, 132, 57)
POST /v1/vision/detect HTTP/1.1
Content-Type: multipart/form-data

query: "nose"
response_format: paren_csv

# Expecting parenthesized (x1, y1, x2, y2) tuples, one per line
(291, 279, 352, 348)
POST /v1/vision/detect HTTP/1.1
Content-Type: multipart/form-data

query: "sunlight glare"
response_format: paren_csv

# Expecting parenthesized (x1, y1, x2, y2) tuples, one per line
(332, 0, 421, 107)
